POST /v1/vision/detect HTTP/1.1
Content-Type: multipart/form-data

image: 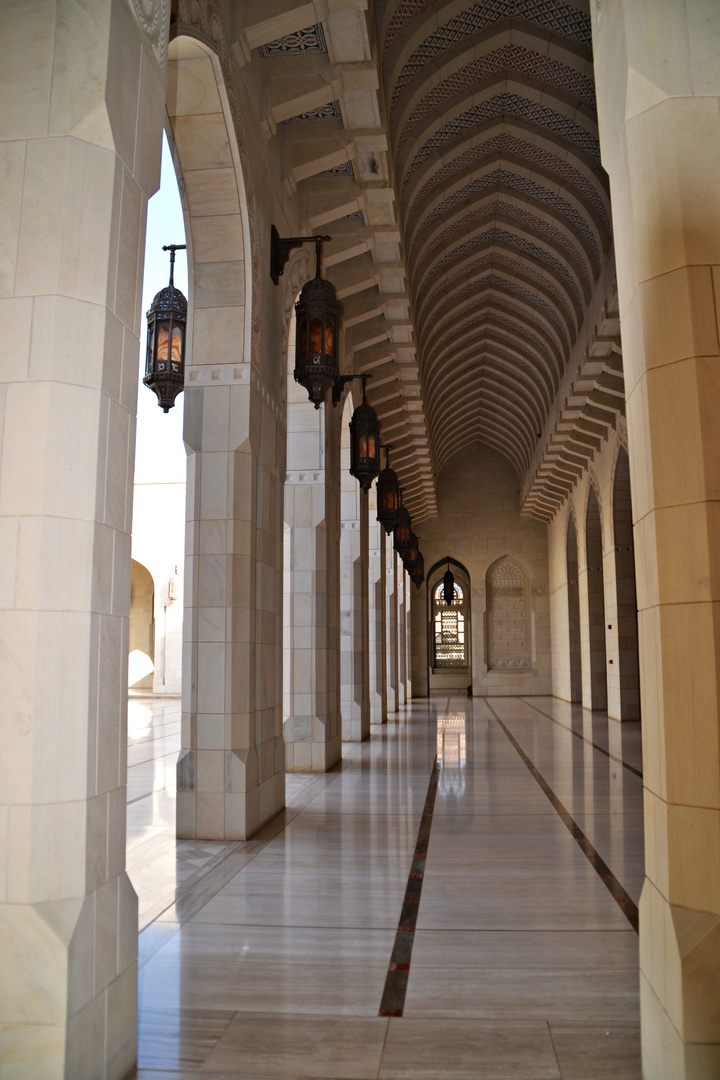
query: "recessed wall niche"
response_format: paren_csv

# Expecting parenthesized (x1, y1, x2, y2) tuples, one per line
(485, 556, 532, 671)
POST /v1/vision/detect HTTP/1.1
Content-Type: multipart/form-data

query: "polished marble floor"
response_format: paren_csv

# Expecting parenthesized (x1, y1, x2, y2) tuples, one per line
(127, 693, 643, 1079)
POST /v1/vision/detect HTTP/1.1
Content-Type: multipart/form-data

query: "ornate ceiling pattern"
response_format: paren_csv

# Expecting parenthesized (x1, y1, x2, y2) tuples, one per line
(378, 0, 615, 492)
(222, 0, 620, 522)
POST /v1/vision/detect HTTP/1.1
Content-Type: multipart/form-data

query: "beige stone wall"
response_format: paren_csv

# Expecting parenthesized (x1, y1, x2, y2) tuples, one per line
(548, 424, 638, 722)
(593, 3, 720, 1072)
(412, 442, 551, 697)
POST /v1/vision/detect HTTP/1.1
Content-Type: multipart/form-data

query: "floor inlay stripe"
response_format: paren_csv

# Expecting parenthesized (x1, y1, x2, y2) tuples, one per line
(378, 755, 441, 1017)
(519, 697, 643, 779)
(486, 701, 639, 934)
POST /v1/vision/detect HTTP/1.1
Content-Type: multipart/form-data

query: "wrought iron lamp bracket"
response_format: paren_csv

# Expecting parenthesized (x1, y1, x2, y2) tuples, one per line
(270, 226, 332, 286)
(332, 371, 371, 408)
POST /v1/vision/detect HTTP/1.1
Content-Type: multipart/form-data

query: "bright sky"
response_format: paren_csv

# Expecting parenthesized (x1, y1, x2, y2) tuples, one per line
(134, 133, 188, 485)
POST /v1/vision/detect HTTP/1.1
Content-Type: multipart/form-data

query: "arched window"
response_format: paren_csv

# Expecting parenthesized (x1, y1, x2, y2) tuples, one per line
(432, 580, 468, 667)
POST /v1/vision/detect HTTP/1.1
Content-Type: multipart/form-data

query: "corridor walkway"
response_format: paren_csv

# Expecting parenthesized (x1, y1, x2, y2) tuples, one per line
(128, 696, 643, 1079)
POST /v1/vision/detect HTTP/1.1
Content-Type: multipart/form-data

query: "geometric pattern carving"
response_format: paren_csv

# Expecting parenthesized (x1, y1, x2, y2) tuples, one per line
(404, 94, 601, 179)
(400, 45, 596, 145)
(430, 337, 556, 408)
(426, 302, 562, 387)
(426, 252, 577, 329)
(411, 133, 611, 232)
(392, 1, 593, 101)
(446, 292, 565, 371)
(259, 23, 328, 56)
(283, 100, 343, 124)
(384, 0, 428, 54)
(423, 226, 583, 302)
(418, 203, 591, 292)
(487, 558, 532, 670)
(319, 161, 355, 176)
(413, 167, 599, 253)
(423, 274, 569, 356)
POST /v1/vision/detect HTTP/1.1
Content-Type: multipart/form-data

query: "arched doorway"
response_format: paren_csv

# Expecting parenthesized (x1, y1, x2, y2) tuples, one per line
(427, 559, 471, 691)
(613, 448, 640, 721)
(585, 487, 608, 711)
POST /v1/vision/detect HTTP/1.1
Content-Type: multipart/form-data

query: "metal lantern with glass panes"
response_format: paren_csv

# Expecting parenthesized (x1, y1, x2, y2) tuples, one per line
(394, 499, 412, 558)
(443, 561, 455, 605)
(376, 445, 400, 534)
(348, 375, 380, 491)
(410, 551, 425, 589)
(403, 532, 420, 572)
(144, 244, 187, 413)
(293, 237, 341, 408)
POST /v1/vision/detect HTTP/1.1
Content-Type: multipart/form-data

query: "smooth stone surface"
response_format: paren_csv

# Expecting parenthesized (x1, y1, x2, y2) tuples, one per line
(130, 692, 643, 1078)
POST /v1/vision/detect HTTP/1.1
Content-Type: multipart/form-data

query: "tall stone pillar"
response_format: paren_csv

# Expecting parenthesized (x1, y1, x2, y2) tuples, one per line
(169, 38, 286, 838)
(409, 574, 429, 697)
(368, 490, 387, 724)
(397, 551, 407, 706)
(340, 430, 370, 742)
(0, 2, 167, 1074)
(283, 393, 342, 771)
(386, 532, 398, 713)
(593, 3, 720, 1076)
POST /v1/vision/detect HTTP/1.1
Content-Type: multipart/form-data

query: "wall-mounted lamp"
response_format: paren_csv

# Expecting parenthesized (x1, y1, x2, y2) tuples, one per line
(394, 497, 412, 559)
(348, 374, 380, 492)
(403, 531, 420, 571)
(376, 445, 400, 534)
(271, 227, 341, 409)
(144, 244, 187, 412)
(409, 551, 425, 589)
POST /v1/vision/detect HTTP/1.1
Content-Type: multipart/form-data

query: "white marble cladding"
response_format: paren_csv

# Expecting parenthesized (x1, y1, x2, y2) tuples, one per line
(0, 0, 167, 1074)
(339, 404, 370, 742)
(283, 371, 342, 771)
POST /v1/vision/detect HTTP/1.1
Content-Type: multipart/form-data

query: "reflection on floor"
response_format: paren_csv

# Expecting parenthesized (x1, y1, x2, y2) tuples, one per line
(128, 694, 643, 1080)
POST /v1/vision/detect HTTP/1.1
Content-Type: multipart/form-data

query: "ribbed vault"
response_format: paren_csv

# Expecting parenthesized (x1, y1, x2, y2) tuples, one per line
(378, 0, 612, 481)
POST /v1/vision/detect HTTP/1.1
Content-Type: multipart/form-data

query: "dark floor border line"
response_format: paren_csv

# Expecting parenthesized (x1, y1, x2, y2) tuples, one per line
(485, 700, 639, 934)
(517, 697, 643, 780)
(378, 755, 441, 1017)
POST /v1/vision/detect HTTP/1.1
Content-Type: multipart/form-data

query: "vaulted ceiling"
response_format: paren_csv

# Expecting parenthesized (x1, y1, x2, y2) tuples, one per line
(220, 0, 623, 524)
(378, 0, 613, 484)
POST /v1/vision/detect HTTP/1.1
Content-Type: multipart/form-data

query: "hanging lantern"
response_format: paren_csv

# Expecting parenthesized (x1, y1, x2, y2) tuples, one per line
(144, 244, 187, 413)
(403, 531, 420, 570)
(394, 499, 412, 557)
(410, 551, 425, 589)
(443, 561, 455, 605)
(349, 375, 380, 492)
(376, 446, 400, 534)
(293, 236, 341, 408)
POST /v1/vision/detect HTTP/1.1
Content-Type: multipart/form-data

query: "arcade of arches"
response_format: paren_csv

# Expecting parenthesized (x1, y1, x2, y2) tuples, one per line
(1, 1, 720, 1078)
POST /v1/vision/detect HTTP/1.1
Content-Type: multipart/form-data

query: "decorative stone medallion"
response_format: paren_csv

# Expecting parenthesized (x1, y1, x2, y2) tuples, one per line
(128, 0, 170, 74)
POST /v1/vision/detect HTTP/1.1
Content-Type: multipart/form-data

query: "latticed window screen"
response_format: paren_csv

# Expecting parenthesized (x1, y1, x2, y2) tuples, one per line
(433, 582, 467, 666)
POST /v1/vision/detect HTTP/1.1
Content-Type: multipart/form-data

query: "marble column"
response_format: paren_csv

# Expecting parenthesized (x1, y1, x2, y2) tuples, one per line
(368, 488, 387, 724)
(593, 2, 720, 1075)
(397, 551, 407, 707)
(283, 385, 342, 771)
(170, 40, 284, 838)
(385, 531, 398, 713)
(0, 1, 167, 1074)
(340, 410, 370, 742)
